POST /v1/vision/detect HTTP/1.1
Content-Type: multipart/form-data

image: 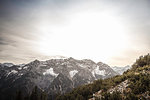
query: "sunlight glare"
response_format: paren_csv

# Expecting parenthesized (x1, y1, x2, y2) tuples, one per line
(38, 11, 129, 63)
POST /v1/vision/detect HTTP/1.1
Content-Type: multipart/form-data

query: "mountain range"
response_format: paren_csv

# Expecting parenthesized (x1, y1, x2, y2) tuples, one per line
(111, 65, 131, 75)
(0, 57, 118, 100)
(56, 54, 150, 100)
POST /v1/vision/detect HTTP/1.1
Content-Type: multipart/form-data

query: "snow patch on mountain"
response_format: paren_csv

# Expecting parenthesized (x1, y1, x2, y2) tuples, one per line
(11, 70, 18, 73)
(93, 66, 106, 76)
(69, 70, 78, 78)
(7, 70, 18, 77)
(43, 68, 58, 77)
(92, 71, 96, 78)
(18, 67, 22, 70)
(23, 66, 28, 69)
(20, 73, 23, 76)
(49, 56, 68, 59)
(3, 63, 14, 67)
(18, 64, 25, 67)
(78, 64, 86, 68)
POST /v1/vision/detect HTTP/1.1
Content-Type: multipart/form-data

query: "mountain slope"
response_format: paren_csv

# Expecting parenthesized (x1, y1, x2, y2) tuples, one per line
(56, 54, 150, 100)
(0, 57, 117, 100)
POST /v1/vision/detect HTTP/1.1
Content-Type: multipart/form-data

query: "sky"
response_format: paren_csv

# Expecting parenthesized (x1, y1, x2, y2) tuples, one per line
(0, 0, 150, 66)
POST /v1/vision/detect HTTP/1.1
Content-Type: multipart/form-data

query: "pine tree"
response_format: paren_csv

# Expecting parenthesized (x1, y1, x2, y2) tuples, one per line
(16, 90, 23, 100)
(30, 86, 40, 100)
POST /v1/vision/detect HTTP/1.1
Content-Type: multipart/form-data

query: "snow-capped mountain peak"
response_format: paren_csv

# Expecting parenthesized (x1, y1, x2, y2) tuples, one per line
(0, 57, 118, 100)
(111, 65, 131, 75)
(2, 63, 14, 67)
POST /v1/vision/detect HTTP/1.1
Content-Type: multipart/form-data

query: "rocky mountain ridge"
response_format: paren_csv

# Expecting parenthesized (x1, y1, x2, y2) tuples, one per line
(111, 65, 131, 75)
(55, 54, 150, 100)
(0, 57, 118, 100)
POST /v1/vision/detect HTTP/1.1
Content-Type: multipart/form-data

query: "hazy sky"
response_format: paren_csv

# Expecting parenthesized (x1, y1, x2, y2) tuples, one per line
(0, 0, 150, 66)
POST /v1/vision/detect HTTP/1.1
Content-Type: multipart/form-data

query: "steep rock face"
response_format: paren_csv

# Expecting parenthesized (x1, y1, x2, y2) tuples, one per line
(93, 62, 118, 79)
(0, 57, 118, 99)
(48, 73, 73, 94)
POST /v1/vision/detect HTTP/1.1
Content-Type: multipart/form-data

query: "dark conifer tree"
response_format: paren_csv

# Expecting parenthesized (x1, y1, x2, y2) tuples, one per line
(16, 90, 23, 100)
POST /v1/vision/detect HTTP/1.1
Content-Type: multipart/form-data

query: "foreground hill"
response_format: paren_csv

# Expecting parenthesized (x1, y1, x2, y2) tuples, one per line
(56, 54, 150, 100)
(0, 57, 117, 100)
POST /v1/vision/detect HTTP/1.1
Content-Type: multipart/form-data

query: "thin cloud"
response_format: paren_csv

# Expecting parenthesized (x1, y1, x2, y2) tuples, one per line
(0, 0, 150, 66)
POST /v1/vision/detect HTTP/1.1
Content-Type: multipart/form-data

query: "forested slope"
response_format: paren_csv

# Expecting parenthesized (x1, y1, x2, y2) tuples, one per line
(56, 54, 150, 100)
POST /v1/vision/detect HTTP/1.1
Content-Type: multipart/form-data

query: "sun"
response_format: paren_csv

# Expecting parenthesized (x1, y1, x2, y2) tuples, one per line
(37, 11, 129, 63)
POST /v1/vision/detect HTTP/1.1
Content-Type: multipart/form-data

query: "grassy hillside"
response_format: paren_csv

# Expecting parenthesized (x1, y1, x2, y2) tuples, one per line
(56, 54, 150, 100)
